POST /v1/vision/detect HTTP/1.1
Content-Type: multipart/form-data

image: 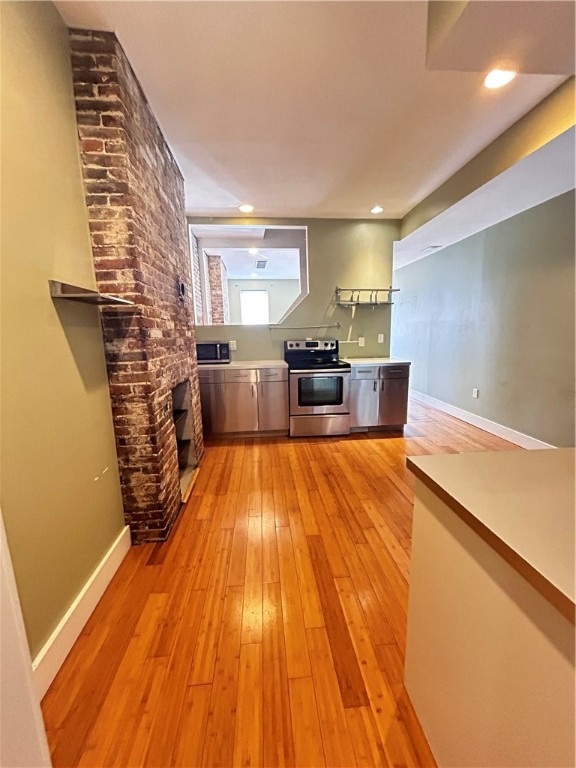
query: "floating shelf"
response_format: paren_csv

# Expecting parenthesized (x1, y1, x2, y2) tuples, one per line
(49, 280, 134, 306)
(335, 286, 399, 307)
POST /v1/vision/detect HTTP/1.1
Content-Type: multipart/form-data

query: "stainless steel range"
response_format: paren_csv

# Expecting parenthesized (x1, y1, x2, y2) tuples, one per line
(284, 339, 351, 437)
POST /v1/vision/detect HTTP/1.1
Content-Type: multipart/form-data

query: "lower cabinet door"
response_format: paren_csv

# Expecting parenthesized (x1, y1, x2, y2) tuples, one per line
(258, 380, 289, 431)
(350, 379, 379, 427)
(212, 382, 259, 433)
(379, 377, 409, 426)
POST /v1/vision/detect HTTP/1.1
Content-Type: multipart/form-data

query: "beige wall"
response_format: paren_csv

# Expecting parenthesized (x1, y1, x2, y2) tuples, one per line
(402, 78, 575, 238)
(392, 191, 575, 447)
(194, 218, 400, 359)
(0, 2, 125, 656)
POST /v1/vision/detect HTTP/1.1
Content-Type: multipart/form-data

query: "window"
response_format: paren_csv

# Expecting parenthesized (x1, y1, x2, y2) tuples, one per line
(240, 290, 269, 325)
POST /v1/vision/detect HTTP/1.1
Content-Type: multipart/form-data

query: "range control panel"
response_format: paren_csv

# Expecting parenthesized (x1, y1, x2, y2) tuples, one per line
(285, 339, 337, 351)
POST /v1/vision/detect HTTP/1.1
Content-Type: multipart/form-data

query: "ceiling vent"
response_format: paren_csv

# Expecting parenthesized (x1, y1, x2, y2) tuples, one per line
(255, 258, 268, 269)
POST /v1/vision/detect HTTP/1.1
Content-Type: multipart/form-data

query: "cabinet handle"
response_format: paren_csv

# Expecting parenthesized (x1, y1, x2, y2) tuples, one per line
(373, 381, 377, 392)
(260, 383, 264, 397)
(251, 384, 255, 399)
(263, 372, 276, 377)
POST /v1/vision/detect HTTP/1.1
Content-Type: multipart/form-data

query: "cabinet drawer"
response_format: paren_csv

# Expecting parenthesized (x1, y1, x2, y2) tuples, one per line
(257, 367, 287, 383)
(223, 369, 257, 383)
(379, 365, 410, 379)
(351, 366, 379, 380)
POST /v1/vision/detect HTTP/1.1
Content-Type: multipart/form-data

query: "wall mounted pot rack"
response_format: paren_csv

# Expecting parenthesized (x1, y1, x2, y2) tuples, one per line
(49, 280, 134, 306)
(335, 286, 399, 307)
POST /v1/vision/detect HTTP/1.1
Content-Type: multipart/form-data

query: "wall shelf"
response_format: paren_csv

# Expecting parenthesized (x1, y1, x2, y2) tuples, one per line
(335, 286, 399, 307)
(49, 280, 134, 306)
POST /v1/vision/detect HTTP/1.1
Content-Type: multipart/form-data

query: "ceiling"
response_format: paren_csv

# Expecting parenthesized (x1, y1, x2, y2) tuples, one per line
(55, 1, 573, 225)
(190, 223, 305, 279)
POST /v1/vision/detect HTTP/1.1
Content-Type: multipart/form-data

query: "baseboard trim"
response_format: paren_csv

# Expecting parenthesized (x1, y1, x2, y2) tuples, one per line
(410, 390, 556, 450)
(33, 525, 131, 700)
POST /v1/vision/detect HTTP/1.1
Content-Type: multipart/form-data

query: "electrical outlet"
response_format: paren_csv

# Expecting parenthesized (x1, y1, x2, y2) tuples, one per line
(358, 336, 365, 347)
(229, 340, 237, 351)
(377, 333, 384, 343)
(472, 388, 479, 398)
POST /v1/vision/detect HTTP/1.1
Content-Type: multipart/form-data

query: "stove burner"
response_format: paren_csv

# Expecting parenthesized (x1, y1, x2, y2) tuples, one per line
(283, 338, 350, 371)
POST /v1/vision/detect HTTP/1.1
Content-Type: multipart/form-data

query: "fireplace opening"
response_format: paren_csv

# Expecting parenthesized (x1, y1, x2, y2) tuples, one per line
(171, 380, 197, 500)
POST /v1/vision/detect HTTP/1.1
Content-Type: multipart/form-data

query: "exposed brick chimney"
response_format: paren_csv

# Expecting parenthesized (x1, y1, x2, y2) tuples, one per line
(69, 29, 204, 542)
(206, 254, 230, 324)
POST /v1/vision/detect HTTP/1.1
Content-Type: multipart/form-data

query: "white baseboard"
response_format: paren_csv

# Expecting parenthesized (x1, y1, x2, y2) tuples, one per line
(32, 525, 131, 700)
(410, 390, 556, 450)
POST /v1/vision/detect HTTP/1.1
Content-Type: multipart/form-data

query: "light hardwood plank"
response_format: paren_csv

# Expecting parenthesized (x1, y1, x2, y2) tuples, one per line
(172, 684, 212, 768)
(262, 495, 280, 583)
(307, 535, 369, 708)
(345, 706, 388, 768)
(241, 580, 262, 645)
(306, 627, 358, 767)
(276, 525, 312, 679)
(262, 581, 295, 767)
(288, 677, 326, 768)
(201, 585, 244, 767)
(233, 643, 263, 767)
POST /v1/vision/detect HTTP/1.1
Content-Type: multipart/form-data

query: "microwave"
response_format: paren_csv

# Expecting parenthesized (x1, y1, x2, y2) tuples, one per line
(196, 341, 231, 364)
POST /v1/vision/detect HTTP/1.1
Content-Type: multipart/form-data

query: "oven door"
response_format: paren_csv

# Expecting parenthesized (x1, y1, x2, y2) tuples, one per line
(289, 370, 350, 416)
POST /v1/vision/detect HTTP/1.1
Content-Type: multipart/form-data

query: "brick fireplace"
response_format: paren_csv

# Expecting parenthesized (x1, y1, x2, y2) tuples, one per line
(69, 29, 204, 542)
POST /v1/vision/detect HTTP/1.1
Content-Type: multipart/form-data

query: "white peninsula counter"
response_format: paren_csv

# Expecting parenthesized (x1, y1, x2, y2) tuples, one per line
(405, 448, 575, 768)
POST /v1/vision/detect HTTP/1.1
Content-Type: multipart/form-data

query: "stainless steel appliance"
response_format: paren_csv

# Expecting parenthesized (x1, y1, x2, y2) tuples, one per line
(284, 339, 351, 437)
(196, 340, 231, 364)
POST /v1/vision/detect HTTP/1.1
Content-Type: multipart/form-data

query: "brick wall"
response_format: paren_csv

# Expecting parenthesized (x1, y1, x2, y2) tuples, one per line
(189, 233, 204, 324)
(70, 29, 204, 542)
(207, 254, 230, 324)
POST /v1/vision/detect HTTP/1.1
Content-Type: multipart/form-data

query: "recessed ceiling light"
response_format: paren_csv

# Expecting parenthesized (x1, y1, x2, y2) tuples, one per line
(484, 69, 517, 89)
(249, 248, 258, 255)
(370, 205, 384, 214)
(238, 204, 254, 213)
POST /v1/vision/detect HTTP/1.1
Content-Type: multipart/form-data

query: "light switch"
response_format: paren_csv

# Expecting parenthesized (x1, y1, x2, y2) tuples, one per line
(358, 336, 365, 347)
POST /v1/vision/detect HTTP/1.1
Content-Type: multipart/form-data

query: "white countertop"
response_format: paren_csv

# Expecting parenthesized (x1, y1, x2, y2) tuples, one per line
(343, 357, 411, 366)
(197, 360, 287, 370)
(407, 448, 575, 618)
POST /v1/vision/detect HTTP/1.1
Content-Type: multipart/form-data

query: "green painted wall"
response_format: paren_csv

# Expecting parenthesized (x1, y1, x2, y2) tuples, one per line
(194, 218, 400, 359)
(392, 191, 575, 447)
(0, 2, 126, 657)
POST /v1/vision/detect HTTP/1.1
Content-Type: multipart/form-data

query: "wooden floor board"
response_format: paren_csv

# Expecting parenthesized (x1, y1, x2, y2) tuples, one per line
(42, 397, 519, 767)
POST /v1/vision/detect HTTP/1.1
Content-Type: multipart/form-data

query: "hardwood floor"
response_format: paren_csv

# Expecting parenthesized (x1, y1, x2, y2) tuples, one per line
(42, 399, 519, 767)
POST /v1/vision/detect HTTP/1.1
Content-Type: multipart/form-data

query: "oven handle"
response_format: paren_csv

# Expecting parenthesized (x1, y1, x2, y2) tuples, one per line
(288, 369, 350, 376)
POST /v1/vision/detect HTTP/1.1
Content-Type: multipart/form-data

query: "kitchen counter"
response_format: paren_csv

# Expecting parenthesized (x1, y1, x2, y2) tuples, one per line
(343, 357, 411, 366)
(404, 447, 575, 767)
(407, 448, 575, 618)
(197, 360, 287, 371)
